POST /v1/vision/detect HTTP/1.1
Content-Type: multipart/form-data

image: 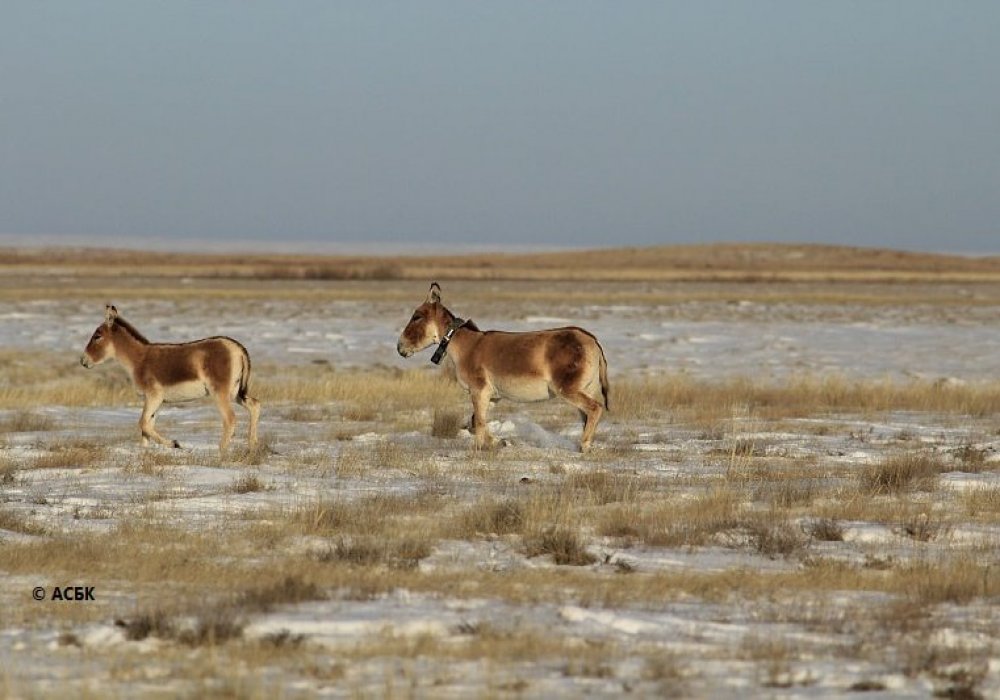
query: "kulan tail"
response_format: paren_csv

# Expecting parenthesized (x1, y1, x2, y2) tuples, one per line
(237, 345, 252, 402)
(597, 341, 610, 411)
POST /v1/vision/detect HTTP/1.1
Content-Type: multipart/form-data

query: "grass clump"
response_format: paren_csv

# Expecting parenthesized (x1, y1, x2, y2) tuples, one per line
(598, 488, 745, 548)
(744, 517, 809, 560)
(952, 443, 991, 472)
(0, 411, 56, 433)
(232, 472, 268, 494)
(319, 536, 432, 570)
(524, 526, 596, 566)
(860, 452, 945, 494)
(238, 575, 326, 612)
(0, 461, 16, 485)
(806, 519, 844, 542)
(899, 557, 998, 604)
(614, 373, 1000, 423)
(229, 436, 274, 466)
(566, 470, 644, 505)
(118, 608, 175, 642)
(30, 442, 108, 470)
(453, 497, 525, 537)
(962, 486, 1000, 519)
(897, 510, 951, 542)
(431, 410, 463, 439)
(0, 508, 47, 536)
(118, 605, 244, 647)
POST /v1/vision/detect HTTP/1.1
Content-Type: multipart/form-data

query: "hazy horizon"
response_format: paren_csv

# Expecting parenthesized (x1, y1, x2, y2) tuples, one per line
(3, 232, 997, 261)
(2, 3, 998, 254)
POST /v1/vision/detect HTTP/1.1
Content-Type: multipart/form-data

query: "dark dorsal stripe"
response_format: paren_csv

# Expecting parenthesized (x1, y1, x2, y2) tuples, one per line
(113, 318, 150, 344)
(443, 306, 480, 332)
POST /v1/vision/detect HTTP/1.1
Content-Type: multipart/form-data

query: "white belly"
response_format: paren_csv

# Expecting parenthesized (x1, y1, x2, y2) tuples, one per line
(162, 381, 210, 403)
(493, 377, 552, 403)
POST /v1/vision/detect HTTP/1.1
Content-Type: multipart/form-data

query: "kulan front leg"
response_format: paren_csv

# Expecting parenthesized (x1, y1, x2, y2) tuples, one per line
(139, 393, 180, 449)
(469, 388, 496, 450)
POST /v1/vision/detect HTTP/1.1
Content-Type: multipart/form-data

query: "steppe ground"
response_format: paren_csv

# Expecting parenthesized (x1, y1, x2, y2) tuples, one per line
(1, 244, 1000, 699)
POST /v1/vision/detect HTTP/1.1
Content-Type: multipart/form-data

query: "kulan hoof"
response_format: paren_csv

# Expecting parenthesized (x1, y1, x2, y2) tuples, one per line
(172, 440, 181, 449)
(474, 437, 508, 451)
(473, 438, 496, 451)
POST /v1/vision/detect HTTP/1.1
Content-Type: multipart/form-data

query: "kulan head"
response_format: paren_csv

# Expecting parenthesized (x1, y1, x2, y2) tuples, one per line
(80, 305, 120, 368)
(397, 283, 446, 358)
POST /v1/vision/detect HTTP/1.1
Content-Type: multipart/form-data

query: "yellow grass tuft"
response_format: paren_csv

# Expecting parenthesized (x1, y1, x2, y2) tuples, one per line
(0, 411, 56, 433)
(962, 486, 1000, 520)
(29, 442, 108, 470)
(615, 374, 1000, 422)
(859, 452, 947, 494)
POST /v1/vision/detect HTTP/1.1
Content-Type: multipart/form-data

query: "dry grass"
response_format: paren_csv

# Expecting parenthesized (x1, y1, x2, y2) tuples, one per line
(523, 525, 597, 566)
(4, 346, 1000, 435)
(0, 411, 56, 433)
(2, 516, 996, 634)
(806, 518, 845, 542)
(757, 477, 820, 509)
(318, 536, 433, 570)
(615, 374, 1000, 422)
(256, 366, 463, 410)
(897, 509, 952, 542)
(120, 449, 183, 476)
(598, 487, 745, 547)
(860, 452, 948, 494)
(5, 243, 1000, 285)
(0, 460, 16, 485)
(0, 508, 47, 536)
(228, 437, 274, 467)
(236, 574, 328, 613)
(282, 406, 335, 423)
(327, 440, 443, 477)
(744, 516, 810, 560)
(962, 486, 1000, 520)
(952, 442, 992, 472)
(119, 605, 245, 647)
(4, 246, 1000, 696)
(564, 470, 647, 505)
(431, 409, 463, 439)
(232, 472, 268, 494)
(29, 442, 108, 469)
(453, 497, 525, 537)
(897, 556, 998, 604)
(277, 492, 446, 540)
(118, 574, 327, 647)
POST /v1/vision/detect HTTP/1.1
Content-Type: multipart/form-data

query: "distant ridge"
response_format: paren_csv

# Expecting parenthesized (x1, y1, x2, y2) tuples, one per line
(2, 243, 999, 282)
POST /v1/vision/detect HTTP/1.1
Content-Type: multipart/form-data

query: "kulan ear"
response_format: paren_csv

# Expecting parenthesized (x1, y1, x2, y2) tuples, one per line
(426, 282, 442, 305)
(104, 304, 118, 326)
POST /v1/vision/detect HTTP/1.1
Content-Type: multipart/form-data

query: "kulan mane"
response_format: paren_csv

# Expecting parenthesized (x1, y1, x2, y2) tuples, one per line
(442, 306, 480, 332)
(113, 317, 150, 344)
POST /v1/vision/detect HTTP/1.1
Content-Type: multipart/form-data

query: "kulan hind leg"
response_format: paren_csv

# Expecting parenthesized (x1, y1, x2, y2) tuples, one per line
(237, 393, 261, 447)
(563, 392, 604, 452)
(139, 393, 180, 448)
(213, 392, 237, 452)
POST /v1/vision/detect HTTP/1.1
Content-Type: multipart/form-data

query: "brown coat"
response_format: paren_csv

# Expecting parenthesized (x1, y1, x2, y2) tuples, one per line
(81, 305, 260, 451)
(398, 284, 608, 451)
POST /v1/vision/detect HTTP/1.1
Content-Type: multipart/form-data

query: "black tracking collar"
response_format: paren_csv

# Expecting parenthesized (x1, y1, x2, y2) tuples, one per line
(430, 317, 467, 365)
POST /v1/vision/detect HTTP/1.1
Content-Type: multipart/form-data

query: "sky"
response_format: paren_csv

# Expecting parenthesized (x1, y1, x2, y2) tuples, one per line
(1, 2, 998, 254)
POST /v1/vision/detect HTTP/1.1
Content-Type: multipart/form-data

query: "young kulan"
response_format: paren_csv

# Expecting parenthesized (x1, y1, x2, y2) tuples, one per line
(81, 305, 260, 452)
